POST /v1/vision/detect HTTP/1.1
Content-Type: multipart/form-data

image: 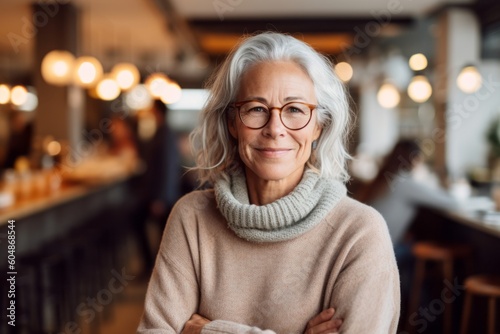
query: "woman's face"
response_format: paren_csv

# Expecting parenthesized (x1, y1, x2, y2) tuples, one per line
(229, 61, 322, 187)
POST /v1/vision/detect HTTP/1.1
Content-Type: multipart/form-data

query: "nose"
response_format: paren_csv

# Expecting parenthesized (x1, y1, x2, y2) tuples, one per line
(262, 108, 286, 138)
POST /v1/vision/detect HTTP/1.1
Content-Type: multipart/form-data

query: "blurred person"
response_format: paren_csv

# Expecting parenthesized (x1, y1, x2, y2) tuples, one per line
(132, 100, 183, 273)
(138, 32, 399, 334)
(355, 139, 459, 312)
(108, 116, 140, 171)
(146, 99, 182, 226)
(356, 139, 458, 247)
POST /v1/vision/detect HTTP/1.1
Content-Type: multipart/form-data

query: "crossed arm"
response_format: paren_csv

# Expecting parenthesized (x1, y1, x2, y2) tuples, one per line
(181, 308, 343, 334)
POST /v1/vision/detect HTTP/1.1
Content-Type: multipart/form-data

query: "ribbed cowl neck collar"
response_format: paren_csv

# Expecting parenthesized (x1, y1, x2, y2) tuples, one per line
(214, 168, 346, 243)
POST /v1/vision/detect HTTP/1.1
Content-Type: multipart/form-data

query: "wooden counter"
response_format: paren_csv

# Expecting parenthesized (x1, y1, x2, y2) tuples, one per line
(441, 208, 500, 239)
(0, 171, 141, 263)
(0, 174, 131, 224)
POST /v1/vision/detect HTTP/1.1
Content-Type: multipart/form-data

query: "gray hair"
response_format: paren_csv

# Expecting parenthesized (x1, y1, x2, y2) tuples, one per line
(190, 32, 352, 185)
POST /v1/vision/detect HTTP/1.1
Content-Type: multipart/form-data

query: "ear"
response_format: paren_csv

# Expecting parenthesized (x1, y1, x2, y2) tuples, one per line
(313, 123, 322, 141)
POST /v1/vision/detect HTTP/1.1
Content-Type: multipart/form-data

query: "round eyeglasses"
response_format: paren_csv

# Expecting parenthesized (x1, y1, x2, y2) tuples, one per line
(231, 100, 317, 130)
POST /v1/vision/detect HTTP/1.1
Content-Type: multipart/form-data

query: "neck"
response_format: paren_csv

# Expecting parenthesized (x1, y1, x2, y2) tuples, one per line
(244, 167, 303, 205)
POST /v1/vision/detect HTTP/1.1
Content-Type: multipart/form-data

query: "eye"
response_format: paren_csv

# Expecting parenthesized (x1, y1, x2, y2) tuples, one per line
(247, 106, 268, 113)
(285, 103, 308, 114)
(289, 107, 303, 113)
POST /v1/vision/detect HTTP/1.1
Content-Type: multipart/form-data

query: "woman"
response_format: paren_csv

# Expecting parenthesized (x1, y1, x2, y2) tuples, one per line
(138, 32, 400, 334)
(356, 139, 458, 313)
(356, 139, 458, 246)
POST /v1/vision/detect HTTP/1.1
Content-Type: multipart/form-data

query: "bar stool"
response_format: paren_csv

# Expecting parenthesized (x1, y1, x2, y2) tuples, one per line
(460, 274, 500, 334)
(408, 241, 472, 334)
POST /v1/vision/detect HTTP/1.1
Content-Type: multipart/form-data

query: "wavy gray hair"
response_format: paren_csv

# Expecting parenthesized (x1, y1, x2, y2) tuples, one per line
(190, 32, 352, 185)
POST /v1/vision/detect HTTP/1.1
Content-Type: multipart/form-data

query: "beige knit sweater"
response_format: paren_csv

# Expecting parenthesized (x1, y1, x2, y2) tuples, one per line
(137, 187, 400, 333)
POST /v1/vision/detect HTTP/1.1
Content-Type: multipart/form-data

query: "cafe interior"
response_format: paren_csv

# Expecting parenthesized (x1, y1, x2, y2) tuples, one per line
(1, 0, 500, 333)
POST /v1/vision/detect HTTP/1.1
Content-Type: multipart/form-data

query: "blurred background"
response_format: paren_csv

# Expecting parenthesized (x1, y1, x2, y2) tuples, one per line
(0, 0, 499, 333)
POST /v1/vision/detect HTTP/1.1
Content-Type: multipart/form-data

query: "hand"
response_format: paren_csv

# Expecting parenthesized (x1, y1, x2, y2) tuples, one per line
(181, 314, 211, 334)
(304, 308, 343, 334)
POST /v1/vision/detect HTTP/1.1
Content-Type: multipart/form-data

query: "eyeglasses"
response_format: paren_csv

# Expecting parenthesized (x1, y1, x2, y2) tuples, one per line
(231, 100, 317, 130)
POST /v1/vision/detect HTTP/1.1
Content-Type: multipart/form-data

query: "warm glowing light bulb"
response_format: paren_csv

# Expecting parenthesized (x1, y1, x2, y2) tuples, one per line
(407, 75, 432, 103)
(408, 75, 432, 103)
(377, 83, 400, 109)
(53, 60, 70, 77)
(47, 141, 62, 156)
(161, 81, 182, 104)
(125, 84, 153, 110)
(74, 56, 103, 87)
(145, 73, 169, 98)
(41, 50, 75, 85)
(11, 85, 28, 106)
(457, 66, 482, 93)
(16, 87, 38, 112)
(78, 62, 97, 84)
(96, 76, 120, 101)
(335, 62, 354, 82)
(0, 84, 10, 104)
(112, 63, 140, 91)
(409, 53, 428, 71)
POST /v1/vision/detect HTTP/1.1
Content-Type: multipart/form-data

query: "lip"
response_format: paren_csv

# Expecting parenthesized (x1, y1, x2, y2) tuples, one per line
(255, 147, 292, 158)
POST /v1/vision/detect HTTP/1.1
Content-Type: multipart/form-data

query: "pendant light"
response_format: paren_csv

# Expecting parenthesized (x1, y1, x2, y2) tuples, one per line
(160, 80, 182, 104)
(457, 65, 482, 94)
(145, 73, 169, 99)
(125, 84, 153, 110)
(10, 85, 28, 106)
(335, 62, 354, 83)
(377, 83, 400, 109)
(409, 53, 428, 71)
(41, 50, 75, 85)
(73, 56, 103, 88)
(407, 75, 432, 103)
(111, 63, 140, 91)
(96, 75, 120, 101)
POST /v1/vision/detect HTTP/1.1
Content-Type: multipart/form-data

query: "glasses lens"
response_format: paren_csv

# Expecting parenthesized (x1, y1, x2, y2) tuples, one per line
(282, 102, 312, 129)
(239, 101, 269, 128)
(238, 101, 313, 129)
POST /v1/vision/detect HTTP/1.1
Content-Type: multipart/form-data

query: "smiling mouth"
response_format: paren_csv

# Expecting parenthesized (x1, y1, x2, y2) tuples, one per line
(255, 148, 292, 158)
(257, 148, 291, 152)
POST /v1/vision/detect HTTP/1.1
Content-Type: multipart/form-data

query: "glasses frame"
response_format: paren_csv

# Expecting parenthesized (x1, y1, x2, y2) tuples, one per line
(231, 100, 318, 130)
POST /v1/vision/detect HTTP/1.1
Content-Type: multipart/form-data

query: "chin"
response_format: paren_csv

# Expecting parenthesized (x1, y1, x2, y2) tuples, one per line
(246, 163, 304, 183)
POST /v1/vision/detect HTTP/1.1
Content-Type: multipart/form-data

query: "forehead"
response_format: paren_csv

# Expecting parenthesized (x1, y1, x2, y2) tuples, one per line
(236, 61, 316, 101)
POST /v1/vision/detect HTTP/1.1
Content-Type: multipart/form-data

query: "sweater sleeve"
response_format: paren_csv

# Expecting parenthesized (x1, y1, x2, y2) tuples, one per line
(137, 201, 200, 333)
(328, 208, 400, 334)
(202, 321, 276, 334)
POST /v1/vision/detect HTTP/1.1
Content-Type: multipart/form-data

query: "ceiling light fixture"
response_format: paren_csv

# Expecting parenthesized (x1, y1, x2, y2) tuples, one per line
(377, 83, 400, 109)
(457, 65, 482, 94)
(335, 62, 354, 82)
(41, 50, 75, 85)
(407, 75, 432, 103)
(160, 80, 182, 104)
(145, 73, 169, 99)
(96, 75, 120, 101)
(73, 56, 103, 88)
(10, 85, 29, 106)
(409, 53, 428, 71)
(112, 62, 140, 91)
